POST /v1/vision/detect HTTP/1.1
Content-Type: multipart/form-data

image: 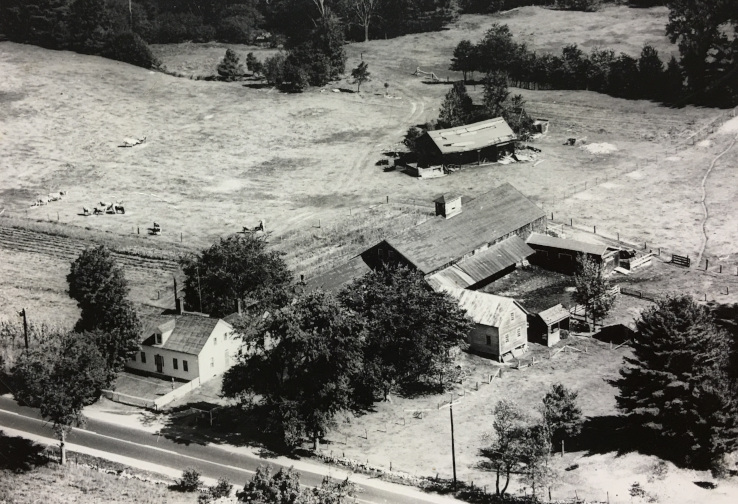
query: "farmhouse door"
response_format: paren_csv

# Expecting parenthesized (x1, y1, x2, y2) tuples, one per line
(155, 354, 163, 373)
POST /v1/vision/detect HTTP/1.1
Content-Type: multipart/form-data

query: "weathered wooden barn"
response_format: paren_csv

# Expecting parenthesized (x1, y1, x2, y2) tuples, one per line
(307, 183, 545, 292)
(415, 118, 516, 168)
(526, 233, 620, 274)
(447, 288, 529, 361)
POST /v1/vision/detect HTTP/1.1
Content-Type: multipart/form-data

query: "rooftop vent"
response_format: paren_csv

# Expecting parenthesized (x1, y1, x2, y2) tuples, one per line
(434, 194, 462, 219)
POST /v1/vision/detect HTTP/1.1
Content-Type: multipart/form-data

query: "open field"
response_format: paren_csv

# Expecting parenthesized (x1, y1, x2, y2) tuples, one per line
(2, 5, 738, 502)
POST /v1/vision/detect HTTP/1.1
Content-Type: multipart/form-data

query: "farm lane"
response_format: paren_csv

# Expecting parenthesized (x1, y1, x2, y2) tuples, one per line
(0, 397, 463, 504)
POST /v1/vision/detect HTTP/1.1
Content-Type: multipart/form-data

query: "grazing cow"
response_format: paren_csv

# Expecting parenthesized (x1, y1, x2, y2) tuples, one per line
(93, 207, 104, 215)
(82, 207, 90, 216)
(114, 204, 125, 214)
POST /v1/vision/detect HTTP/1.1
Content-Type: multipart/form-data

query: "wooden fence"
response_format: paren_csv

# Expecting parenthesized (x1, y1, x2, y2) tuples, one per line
(620, 287, 658, 303)
(672, 254, 691, 268)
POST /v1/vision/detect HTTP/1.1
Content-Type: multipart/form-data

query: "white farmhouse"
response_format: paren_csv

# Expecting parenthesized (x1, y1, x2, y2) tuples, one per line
(126, 313, 241, 384)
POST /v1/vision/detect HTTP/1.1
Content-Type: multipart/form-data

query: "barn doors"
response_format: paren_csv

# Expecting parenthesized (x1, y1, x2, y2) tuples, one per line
(155, 354, 163, 373)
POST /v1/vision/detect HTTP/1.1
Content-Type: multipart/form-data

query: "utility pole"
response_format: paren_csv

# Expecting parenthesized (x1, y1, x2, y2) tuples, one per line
(450, 393, 457, 490)
(18, 308, 29, 350)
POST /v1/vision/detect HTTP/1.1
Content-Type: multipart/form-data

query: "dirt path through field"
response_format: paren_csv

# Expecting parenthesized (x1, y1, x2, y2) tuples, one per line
(696, 127, 738, 266)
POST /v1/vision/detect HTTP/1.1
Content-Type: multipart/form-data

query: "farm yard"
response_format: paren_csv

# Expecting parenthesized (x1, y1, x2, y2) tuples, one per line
(2, 4, 738, 503)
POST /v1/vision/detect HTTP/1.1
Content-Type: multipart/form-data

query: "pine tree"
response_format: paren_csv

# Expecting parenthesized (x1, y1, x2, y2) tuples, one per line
(437, 81, 473, 129)
(351, 61, 370, 92)
(217, 48, 244, 81)
(617, 294, 738, 469)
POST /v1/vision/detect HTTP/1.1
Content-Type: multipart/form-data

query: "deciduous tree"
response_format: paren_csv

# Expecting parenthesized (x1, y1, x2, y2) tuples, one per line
(180, 235, 292, 318)
(339, 265, 473, 400)
(573, 253, 615, 330)
(12, 331, 108, 464)
(616, 294, 738, 469)
(67, 245, 141, 378)
(450, 39, 478, 83)
(217, 48, 245, 81)
(222, 290, 364, 450)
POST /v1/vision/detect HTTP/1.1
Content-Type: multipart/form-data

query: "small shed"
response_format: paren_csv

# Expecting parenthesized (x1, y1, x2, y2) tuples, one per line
(533, 304, 570, 347)
(532, 119, 550, 135)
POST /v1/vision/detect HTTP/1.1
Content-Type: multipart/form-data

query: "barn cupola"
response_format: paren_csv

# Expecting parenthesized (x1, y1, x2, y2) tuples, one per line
(434, 194, 462, 219)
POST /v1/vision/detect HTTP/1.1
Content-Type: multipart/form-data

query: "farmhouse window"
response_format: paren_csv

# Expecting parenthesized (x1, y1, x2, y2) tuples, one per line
(140, 352, 146, 363)
(517, 327, 521, 339)
(214, 337, 217, 346)
(173, 358, 178, 370)
(183, 360, 188, 372)
(505, 333, 509, 344)
(378, 247, 385, 257)
(155, 333, 162, 344)
(511, 312, 515, 321)
(486, 335, 491, 346)
(211, 357, 215, 368)
(388, 250, 394, 259)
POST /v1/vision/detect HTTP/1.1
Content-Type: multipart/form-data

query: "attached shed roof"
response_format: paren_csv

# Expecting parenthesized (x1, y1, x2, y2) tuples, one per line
(426, 118, 516, 155)
(526, 233, 609, 256)
(447, 288, 527, 328)
(386, 183, 545, 274)
(426, 235, 534, 290)
(305, 255, 371, 292)
(537, 304, 570, 326)
(140, 314, 227, 355)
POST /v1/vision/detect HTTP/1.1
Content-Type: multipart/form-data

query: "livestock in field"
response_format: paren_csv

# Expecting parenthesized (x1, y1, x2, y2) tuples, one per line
(93, 207, 104, 215)
(82, 207, 90, 216)
(114, 204, 125, 214)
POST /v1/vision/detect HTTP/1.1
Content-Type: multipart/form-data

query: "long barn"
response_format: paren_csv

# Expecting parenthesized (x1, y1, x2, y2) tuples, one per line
(307, 183, 546, 292)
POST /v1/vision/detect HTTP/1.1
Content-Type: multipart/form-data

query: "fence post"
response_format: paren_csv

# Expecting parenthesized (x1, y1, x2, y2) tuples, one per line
(706, 259, 709, 271)
(570, 218, 573, 226)
(593, 225, 596, 234)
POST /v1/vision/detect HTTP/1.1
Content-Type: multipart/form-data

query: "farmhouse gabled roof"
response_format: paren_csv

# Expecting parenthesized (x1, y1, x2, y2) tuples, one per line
(140, 314, 230, 355)
(446, 288, 527, 328)
(385, 183, 545, 274)
(526, 233, 610, 257)
(427, 235, 534, 291)
(426, 118, 516, 155)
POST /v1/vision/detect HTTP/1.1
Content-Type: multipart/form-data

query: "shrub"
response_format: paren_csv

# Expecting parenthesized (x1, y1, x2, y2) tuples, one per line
(104, 31, 160, 69)
(263, 54, 286, 86)
(246, 52, 263, 75)
(210, 477, 233, 499)
(217, 48, 244, 81)
(176, 468, 202, 492)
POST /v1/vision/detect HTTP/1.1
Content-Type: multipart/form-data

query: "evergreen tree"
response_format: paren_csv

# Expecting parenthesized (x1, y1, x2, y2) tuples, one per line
(616, 294, 738, 469)
(638, 45, 665, 100)
(68, 0, 110, 54)
(350, 61, 370, 92)
(663, 56, 684, 104)
(481, 71, 509, 119)
(217, 48, 245, 81)
(542, 383, 583, 451)
(437, 81, 473, 128)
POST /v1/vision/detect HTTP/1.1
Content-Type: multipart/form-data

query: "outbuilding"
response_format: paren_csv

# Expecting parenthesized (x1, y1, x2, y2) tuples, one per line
(532, 304, 570, 347)
(447, 288, 529, 362)
(526, 232, 620, 274)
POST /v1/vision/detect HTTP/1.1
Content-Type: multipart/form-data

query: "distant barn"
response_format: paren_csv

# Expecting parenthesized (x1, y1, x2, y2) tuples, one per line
(415, 117, 516, 168)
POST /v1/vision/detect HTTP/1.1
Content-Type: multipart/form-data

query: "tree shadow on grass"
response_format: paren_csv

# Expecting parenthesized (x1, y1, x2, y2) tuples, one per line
(575, 415, 655, 458)
(157, 402, 286, 459)
(0, 431, 49, 472)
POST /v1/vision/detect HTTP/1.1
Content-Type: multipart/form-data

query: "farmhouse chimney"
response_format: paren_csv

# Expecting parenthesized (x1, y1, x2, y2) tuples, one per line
(176, 297, 185, 315)
(434, 194, 462, 219)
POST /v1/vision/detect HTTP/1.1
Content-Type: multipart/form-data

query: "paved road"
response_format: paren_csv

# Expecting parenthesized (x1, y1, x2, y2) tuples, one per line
(0, 397, 458, 504)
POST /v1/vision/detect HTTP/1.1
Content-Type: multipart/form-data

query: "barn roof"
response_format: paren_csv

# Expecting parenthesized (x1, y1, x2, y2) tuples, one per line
(386, 183, 545, 274)
(446, 288, 527, 328)
(305, 255, 371, 292)
(426, 235, 534, 291)
(140, 314, 228, 355)
(425, 118, 516, 155)
(537, 304, 570, 326)
(526, 233, 610, 256)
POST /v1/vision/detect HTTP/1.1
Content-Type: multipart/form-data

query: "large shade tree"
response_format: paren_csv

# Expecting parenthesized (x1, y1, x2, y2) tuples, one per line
(12, 331, 108, 464)
(67, 245, 141, 379)
(617, 294, 738, 470)
(339, 265, 473, 400)
(573, 253, 615, 330)
(180, 234, 292, 318)
(223, 290, 364, 450)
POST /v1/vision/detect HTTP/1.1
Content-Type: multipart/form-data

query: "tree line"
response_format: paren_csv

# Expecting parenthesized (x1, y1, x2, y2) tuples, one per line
(0, 1, 458, 57)
(451, 4, 737, 108)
